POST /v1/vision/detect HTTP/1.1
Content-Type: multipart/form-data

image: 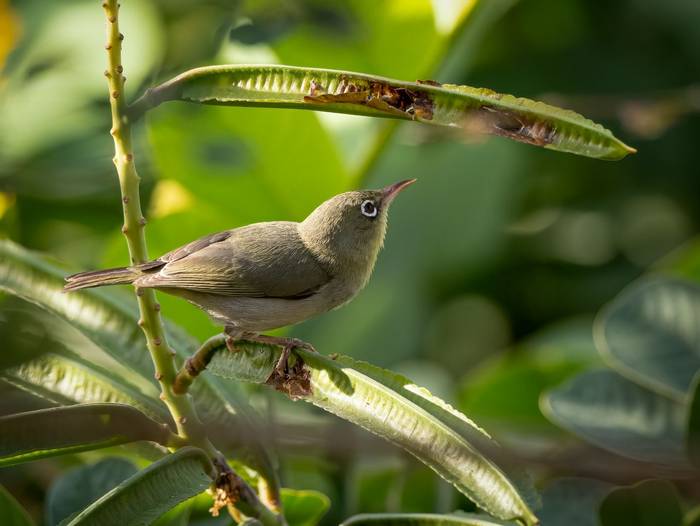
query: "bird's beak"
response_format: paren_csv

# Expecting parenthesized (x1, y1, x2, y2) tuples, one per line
(381, 178, 417, 204)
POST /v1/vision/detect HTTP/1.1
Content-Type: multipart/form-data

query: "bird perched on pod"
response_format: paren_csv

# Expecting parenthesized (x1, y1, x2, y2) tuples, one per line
(65, 179, 416, 372)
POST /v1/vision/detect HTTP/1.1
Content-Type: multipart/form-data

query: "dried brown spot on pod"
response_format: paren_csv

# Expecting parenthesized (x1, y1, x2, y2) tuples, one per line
(122, 196, 129, 204)
(111, 90, 119, 99)
(477, 105, 556, 146)
(153, 337, 162, 346)
(266, 355, 312, 400)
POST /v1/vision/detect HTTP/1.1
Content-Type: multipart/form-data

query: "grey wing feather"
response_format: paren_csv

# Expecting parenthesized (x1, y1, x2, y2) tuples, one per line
(135, 222, 330, 298)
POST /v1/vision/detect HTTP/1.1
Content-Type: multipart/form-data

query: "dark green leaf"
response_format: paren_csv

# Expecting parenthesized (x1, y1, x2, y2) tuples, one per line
(0, 404, 170, 467)
(64, 448, 212, 526)
(595, 277, 700, 400)
(538, 478, 612, 526)
(685, 373, 700, 467)
(599, 480, 683, 526)
(47, 458, 138, 526)
(541, 369, 688, 467)
(281, 488, 330, 526)
(0, 485, 35, 526)
(340, 512, 515, 526)
(131, 65, 635, 160)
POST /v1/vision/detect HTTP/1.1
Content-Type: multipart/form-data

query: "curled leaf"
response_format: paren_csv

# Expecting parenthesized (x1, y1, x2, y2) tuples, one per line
(130, 64, 635, 160)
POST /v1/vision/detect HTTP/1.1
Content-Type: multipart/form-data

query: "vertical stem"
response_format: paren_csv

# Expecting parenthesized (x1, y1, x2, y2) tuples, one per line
(101, 3, 281, 524)
(102, 0, 199, 445)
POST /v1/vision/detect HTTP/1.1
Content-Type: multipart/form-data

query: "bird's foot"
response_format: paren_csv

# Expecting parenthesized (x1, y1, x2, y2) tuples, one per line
(224, 327, 243, 353)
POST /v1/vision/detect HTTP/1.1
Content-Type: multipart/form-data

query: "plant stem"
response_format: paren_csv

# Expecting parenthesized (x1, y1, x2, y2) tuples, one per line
(173, 334, 227, 395)
(101, 3, 281, 524)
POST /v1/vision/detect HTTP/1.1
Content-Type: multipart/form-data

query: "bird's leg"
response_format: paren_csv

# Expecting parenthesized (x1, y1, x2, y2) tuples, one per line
(224, 326, 242, 353)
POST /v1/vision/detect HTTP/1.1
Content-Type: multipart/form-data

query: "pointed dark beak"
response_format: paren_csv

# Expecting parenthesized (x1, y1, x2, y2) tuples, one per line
(381, 178, 417, 204)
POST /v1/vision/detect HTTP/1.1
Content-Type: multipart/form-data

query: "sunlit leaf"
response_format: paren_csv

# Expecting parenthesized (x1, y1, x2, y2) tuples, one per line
(207, 343, 539, 525)
(47, 458, 138, 526)
(63, 448, 211, 526)
(130, 65, 635, 160)
(595, 277, 700, 400)
(0, 485, 35, 526)
(541, 369, 688, 467)
(3, 351, 169, 423)
(0, 404, 170, 467)
(281, 488, 330, 526)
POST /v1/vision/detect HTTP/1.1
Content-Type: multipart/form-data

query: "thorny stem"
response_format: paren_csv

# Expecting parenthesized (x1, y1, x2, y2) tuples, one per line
(101, 3, 281, 525)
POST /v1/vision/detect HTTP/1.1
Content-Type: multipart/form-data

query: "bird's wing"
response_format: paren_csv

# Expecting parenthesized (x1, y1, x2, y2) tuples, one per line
(137, 222, 331, 298)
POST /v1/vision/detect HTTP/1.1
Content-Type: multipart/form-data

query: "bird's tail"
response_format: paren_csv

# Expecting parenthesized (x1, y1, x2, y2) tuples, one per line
(64, 266, 139, 291)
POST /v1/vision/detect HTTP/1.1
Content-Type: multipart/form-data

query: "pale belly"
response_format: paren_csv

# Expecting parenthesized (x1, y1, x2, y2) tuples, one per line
(160, 279, 359, 333)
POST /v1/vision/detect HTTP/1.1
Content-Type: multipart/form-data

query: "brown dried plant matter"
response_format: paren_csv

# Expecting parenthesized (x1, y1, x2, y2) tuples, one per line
(304, 76, 434, 120)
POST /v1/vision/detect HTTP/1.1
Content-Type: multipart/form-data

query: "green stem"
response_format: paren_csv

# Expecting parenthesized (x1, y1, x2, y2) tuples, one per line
(101, 3, 281, 524)
(173, 334, 227, 395)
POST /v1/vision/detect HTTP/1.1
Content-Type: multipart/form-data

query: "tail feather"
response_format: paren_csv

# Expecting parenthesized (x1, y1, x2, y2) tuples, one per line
(64, 266, 139, 292)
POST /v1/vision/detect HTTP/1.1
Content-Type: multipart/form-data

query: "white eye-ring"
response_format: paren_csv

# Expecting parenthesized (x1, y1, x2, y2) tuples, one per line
(360, 200, 378, 218)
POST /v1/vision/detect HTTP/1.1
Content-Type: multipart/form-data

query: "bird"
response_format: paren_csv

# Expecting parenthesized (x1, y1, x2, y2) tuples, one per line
(65, 179, 416, 372)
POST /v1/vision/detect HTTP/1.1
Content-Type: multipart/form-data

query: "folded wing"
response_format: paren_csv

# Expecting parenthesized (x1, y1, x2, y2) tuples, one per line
(135, 222, 330, 299)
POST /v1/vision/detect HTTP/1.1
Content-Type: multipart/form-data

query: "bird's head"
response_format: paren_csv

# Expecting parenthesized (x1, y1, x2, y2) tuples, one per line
(299, 179, 416, 272)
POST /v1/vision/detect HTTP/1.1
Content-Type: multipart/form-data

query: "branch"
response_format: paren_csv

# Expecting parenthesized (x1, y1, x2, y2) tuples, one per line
(101, 3, 281, 524)
(173, 334, 226, 395)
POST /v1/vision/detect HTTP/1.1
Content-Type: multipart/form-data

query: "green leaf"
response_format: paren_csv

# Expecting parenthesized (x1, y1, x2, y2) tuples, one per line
(340, 512, 515, 526)
(599, 480, 683, 526)
(0, 404, 170, 467)
(0, 240, 277, 489)
(130, 64, 635, 160)
(64, 448, 212, 526)
(3, 351, 169, 423)
(595, 277, 700, 401)
(208, 344, 539, 526)
(0, 485, 35, 526)
(281, 488, 330, 526)
(541, 369, 688, 467)
(47, 458, 138, 526)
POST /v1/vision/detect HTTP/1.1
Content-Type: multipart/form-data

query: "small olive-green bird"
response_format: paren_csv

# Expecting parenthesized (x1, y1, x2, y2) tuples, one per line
(65, 179, 415, 362)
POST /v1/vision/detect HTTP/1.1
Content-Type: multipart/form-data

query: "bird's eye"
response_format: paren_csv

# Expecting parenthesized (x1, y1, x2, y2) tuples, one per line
(360, 200, 378, 218)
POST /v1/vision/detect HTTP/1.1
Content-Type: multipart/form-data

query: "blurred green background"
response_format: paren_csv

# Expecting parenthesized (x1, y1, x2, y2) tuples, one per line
(1, 0, 699, 524)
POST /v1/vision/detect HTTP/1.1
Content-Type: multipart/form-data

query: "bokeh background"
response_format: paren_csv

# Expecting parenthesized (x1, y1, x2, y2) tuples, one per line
(1, 0, 699, 524)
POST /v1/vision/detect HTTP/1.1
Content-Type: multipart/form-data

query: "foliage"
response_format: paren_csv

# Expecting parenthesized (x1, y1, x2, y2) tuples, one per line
(1, 0, 699, 525)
